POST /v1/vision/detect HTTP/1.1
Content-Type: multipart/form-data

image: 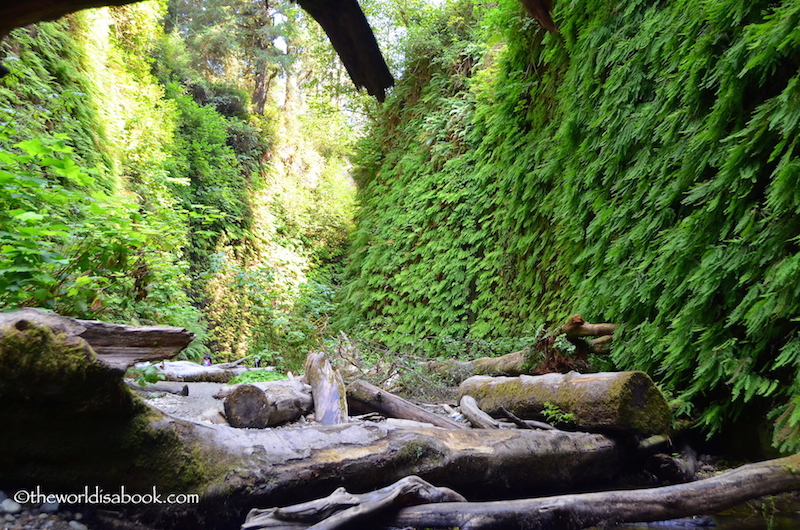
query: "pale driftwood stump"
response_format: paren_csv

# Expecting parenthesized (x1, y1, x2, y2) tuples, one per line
(305, 352, 348, 424)
(459, 371, 672, 435)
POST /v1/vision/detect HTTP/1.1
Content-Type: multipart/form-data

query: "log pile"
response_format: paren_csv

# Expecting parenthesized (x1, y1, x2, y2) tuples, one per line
(2, 309, 798, 530)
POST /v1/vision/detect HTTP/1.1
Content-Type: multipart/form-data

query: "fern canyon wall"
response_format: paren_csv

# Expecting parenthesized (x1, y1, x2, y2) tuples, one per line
(340, 0, 800, 452)
(3, 0, 800, 454)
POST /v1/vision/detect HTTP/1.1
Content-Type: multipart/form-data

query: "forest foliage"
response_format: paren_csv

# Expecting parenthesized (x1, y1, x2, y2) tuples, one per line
(0, 0, 357, 368)
(340, 0, 800, 451)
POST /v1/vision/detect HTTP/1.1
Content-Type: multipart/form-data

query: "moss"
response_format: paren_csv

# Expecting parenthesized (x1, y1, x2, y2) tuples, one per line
(0, 322, 211, 493)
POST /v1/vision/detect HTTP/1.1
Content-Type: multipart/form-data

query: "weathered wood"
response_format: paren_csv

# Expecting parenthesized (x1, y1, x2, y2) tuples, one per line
(459, 371, 672, 435)
(459, 395, 505, 429)
(0, 308, 194, 370)
(560, 314, 619, 338)
(223, 380, 313, 428)
(0, 315, 630, 529)
(348, 380, 468, 430)
(241, 476, 466, 530)
(425, 350, 528, 384)
(156, 360, 249, 382)
(382, 455, 800, 530)
(305, 352, 348, 425)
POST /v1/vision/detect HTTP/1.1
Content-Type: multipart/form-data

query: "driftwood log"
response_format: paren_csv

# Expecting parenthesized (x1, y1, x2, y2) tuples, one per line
(459, 371, 672, 435)
(305, 352, 348, 424)
(154, 359, 251, 383)
(238, 456, 800, 530)
(241, 476, 466, 530)
(379, 454, 800, 529)
(223, 380, 313, 428)
(347, 380, 467, 430)
(0, 308, 194, 370)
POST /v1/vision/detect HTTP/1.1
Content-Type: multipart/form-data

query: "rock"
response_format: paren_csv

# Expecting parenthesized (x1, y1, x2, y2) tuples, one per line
(69, 520, 88, 530)
(4, 513, 15, 522)
(1, 498, 22, 514)
(0, 490, 6, 502)
(40, 501, 59, 513)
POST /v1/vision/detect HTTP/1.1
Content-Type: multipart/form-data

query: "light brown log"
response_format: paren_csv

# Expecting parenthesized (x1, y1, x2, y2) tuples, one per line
(305, 352, 348, 425)
(347, 380, 467, 430)
(459, 371, 671, 435)
(425, 350, 528, 384)
(383, 454, 800, 530)
(0, 308, 194, 370)
(157, 360, 250, 383)
(560, 314, 618, 338)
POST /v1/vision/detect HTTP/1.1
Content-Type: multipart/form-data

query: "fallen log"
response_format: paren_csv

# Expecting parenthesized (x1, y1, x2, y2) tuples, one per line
(0, 308, 194, 370)
(347, 380, 467, 430)
(155, 360, 250, 383)
(425, 315, 620, 384)
(380, 454, 800, 530)
(223, 380, 313, 428)
(305, 352, 349, 425)
(459, 371, 672, 435)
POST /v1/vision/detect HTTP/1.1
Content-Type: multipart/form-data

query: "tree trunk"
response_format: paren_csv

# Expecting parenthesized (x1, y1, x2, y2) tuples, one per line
(347, 380, 467, 430)
(459, 371, 672, 435)
(381, 454, 800, 530)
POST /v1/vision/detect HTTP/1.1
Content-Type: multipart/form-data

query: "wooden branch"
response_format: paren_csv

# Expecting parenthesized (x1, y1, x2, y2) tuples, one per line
(497, 407, 533, 430)
(560, 314, 619, 339)
(305, 352, 348, 425)
(384, 455, 800, 530)
(242, 476, 466, 530)
(459, 395, 505, 429)
(347, 380, 467, 430)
